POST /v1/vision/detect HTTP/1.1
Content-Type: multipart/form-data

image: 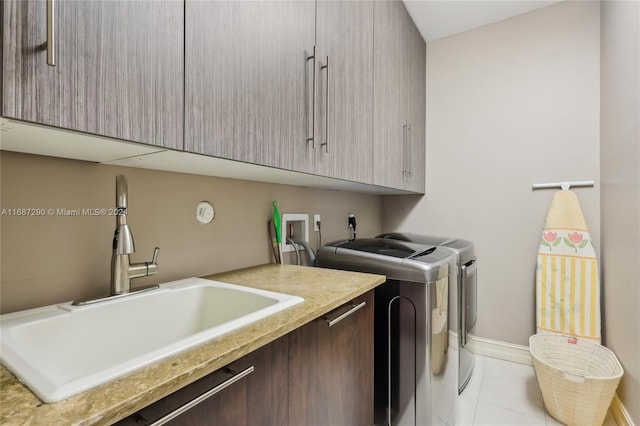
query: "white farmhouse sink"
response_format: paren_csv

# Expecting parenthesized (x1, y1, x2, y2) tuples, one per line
(0, 277, 303, 403)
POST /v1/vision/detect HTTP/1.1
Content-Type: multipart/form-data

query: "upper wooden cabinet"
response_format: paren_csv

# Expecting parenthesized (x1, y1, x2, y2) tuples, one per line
(3, 0, 424, 193)
(306, 1, 374, 183)
(185, 1, 373, 184)
(373, 0, 426, 192)
(184, 1, 315, 169)
(2, 0, 183, 150)
(405, 15, 427, 193)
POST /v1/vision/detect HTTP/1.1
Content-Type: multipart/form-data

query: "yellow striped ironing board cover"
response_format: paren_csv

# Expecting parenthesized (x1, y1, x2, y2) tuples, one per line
(535, 190, 601, 343)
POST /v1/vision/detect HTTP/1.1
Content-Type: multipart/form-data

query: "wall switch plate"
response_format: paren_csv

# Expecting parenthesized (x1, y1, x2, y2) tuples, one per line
(313, 214, 321, 231)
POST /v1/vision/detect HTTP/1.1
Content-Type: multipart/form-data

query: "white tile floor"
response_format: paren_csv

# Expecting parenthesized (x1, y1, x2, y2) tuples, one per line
(456, 355, 618, 426)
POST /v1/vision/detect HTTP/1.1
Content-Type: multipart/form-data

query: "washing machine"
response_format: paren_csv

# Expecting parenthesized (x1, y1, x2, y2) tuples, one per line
(378, 233, 477, 394)
(317, 238, 458, 426)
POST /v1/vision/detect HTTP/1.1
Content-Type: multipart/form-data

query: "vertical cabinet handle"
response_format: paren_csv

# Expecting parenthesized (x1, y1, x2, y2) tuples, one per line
(407, 122, 412, 178)
(306, 47, 316, 148)
(325, 301, 365, 327)
(402, 123, 407, 177)
(46, 0, 56, 66)
(320, 57, 329, 153)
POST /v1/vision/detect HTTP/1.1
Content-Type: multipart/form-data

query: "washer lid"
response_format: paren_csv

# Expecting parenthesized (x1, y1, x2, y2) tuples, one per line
(377, 232, 457, 246)
(330, 238, 436, 259)
(318, 239, 456, 283)
(377, 232, 475, 263)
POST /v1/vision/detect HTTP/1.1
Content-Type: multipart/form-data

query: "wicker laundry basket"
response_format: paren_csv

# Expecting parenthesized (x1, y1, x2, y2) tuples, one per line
(529, 334, 623, 426)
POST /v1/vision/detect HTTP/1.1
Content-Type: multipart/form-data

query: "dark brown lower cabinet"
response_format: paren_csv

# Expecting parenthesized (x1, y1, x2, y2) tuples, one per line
(116, 290, 374, 426)
(116, 336, 288, 426)
(288, 291, 374, 426)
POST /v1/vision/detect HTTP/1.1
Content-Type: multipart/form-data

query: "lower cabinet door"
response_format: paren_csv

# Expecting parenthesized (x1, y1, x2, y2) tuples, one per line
(116, 336, 288, 426)
(116, 291, 375, 426)
(288, 290, 374, 426)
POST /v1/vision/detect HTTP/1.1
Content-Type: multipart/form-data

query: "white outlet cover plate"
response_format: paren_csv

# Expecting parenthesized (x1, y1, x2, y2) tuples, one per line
(281, 213, 309, 253)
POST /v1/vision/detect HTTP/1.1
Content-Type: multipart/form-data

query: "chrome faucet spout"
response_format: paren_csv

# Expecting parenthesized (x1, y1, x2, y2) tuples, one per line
(115, 174, 128, 211)
(110, 175, 160, 295)
(113, 175, 134, 256)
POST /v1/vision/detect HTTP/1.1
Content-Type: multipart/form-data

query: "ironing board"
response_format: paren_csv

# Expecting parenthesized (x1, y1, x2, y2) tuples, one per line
(535, 190, 601, 343)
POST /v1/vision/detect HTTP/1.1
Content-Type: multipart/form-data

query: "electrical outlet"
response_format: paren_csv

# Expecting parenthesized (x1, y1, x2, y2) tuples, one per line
(348, 213, 355, 228)
(314, 214, 321, 231)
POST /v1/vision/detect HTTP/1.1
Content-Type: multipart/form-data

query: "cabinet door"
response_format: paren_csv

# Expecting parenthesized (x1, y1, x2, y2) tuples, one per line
(372, 0, 408, 190)
(373, 0, 426, 192)
(405, 18, 426, 193)
(288, 291, 374, 426)
(2, 0, 183, 149)
(313, 1, 374, 183)
(116, 336, 288, 426)
(185, 1, 315, 170)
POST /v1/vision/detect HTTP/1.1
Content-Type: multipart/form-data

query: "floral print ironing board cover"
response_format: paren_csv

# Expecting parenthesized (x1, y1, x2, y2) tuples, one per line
(535, 189, 601, 343)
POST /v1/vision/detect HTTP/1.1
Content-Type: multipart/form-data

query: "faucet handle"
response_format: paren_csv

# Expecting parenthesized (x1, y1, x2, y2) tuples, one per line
(142, 247, 160, 278)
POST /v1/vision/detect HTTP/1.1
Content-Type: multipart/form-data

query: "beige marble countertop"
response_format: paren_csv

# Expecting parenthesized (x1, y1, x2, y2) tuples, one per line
(0, 264, 385, 425)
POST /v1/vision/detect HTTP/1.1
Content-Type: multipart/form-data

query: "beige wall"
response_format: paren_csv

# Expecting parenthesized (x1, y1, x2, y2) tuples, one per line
(382, 1, 601, 346)
(600, 0, 640, 422)
(0, 151, 382, 313)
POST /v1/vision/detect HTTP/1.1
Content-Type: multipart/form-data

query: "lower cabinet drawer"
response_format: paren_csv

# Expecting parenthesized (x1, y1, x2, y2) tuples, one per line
(115, 336, 288, 426)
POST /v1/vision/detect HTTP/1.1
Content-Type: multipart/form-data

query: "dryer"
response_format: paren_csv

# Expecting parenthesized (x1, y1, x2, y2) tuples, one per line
(378, 233, 477, 394)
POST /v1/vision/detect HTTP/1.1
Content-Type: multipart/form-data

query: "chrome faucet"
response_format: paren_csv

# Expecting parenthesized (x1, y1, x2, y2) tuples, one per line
(72, 175, 160, 306)
(111, 175, 160, 295)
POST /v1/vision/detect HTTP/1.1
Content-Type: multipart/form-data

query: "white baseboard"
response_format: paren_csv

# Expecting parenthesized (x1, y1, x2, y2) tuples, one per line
(465, 334, 533, 366)
(462, 334, 634, 426)
(448, 330, 459, 350)
(611, 393, 635, 426)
